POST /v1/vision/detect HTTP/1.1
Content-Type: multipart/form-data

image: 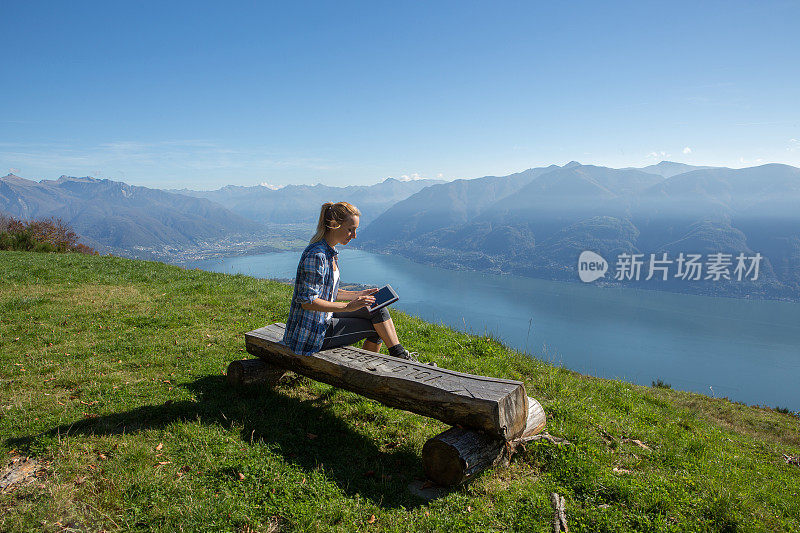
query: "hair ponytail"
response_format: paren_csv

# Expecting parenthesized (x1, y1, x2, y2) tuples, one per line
(310, 201, 361, 244)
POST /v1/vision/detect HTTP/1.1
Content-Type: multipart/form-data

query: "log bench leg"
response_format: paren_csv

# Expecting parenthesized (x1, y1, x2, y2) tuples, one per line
(226, 359, 287, 387)
(422, 426, 508, 486)
(422, 396, 546, 486)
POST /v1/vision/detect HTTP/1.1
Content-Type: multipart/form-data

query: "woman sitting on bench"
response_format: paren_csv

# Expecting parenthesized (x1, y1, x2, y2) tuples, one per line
(282, 201, 419, 361)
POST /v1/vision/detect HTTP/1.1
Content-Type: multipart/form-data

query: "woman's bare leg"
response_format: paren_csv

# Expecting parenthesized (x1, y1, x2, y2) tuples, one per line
(362, 339, 381, 352)
(372, 317, 400, 348)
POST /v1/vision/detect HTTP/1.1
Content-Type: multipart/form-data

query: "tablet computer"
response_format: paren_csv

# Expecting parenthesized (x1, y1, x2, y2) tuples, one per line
(366, 284, 399, 313)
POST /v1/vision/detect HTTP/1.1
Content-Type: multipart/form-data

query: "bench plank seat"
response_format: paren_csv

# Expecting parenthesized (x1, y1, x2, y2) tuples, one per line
(245, 323, 530, 439)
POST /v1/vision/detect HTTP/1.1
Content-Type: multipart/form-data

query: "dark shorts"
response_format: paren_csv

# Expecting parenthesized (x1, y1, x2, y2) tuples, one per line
(320, 305, 391, 351)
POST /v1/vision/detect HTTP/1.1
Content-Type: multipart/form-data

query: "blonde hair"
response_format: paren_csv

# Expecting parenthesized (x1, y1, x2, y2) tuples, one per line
(310, 202, 361, 244)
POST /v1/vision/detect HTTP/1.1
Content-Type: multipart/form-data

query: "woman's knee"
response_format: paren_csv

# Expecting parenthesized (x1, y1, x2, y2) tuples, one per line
(370, 306, 391, 324)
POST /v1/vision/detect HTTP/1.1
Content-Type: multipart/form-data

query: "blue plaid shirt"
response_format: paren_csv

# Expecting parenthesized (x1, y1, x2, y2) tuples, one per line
(282, 239, 340, 355)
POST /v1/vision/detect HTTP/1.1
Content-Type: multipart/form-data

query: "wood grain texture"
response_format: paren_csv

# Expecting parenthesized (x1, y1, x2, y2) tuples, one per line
(422, 426, 507, 486)
(520, 396, 547, 438)
(245, 323, 529, 439)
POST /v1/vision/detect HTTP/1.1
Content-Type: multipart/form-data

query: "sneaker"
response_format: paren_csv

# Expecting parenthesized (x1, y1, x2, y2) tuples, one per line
(399, 351, 437, 366)
(395, 349, 419, 362)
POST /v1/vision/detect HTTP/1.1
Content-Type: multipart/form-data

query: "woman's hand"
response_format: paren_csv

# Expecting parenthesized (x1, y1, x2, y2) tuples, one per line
(359, 288, 379, 297)
(345, 294, 375, 311)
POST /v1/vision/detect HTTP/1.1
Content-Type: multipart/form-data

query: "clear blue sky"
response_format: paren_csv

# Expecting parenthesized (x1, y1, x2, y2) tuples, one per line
(2, 1, 799, 189)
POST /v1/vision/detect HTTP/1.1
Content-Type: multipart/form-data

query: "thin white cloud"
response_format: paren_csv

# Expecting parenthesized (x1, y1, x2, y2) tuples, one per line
(646, 150, 669, 159)
(739, 156, 764, 166)
(0, 140, 341, 184)
(683, 146, 692, 154)
(381, 172, 444, 183)
(734, 121, 794, 127)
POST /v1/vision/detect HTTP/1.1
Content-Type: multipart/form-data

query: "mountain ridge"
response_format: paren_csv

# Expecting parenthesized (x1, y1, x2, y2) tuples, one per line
(165, 177, 446, 225)
(0, 173, 267, 256)
(357, 162, 800, 301)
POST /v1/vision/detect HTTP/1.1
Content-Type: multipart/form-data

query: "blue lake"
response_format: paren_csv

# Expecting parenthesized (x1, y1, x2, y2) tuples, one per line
(186, 248, 800, 410)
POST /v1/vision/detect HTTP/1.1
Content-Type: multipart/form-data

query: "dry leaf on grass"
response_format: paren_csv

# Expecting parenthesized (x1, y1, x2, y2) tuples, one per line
(622, 438, 652, 451)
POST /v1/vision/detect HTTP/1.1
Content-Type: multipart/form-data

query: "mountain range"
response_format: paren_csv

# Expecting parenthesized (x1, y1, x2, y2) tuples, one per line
(357, 162, 800, 301)
(0, 174, 443, 260)
(3, 161, 798, 300)
(0, 174, 265, 256)
(166, 177, 444, 225)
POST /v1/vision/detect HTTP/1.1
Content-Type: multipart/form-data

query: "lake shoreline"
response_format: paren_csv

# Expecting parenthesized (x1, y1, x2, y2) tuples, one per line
(352, 245, 800, 304)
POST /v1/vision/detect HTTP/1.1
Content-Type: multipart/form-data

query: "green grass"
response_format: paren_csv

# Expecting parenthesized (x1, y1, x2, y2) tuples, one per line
(1, 250, 799, 532)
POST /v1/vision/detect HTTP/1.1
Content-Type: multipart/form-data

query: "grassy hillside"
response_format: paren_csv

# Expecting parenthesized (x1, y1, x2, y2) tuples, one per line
(1, 250, 799, 532)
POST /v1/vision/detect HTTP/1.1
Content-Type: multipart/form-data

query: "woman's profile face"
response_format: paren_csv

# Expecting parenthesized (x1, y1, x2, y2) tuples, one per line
(331, 214, 359, 245)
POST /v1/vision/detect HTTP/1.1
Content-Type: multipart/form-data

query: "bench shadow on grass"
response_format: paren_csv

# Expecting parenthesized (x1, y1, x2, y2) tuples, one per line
(7, 375, 434, 509)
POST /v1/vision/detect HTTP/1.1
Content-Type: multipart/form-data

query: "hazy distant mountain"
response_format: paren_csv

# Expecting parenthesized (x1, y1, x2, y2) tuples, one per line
(358, 165, 561, 246)
(635, 164, 800, 213)
(360, 163, 664, 247)
(0, 173, 266, 255)
(634, 160, 717, 178)
(167, 177, 445, 225)
(358, 162, 800, 301)
(471, 165, 665, 242)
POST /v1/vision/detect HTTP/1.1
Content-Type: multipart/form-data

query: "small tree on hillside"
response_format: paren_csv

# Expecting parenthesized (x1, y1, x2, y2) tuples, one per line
(0, 214, 97, 254)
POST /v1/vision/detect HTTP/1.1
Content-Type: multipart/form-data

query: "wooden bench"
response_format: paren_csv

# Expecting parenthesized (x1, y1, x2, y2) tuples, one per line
(230, 323, 546, 486)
